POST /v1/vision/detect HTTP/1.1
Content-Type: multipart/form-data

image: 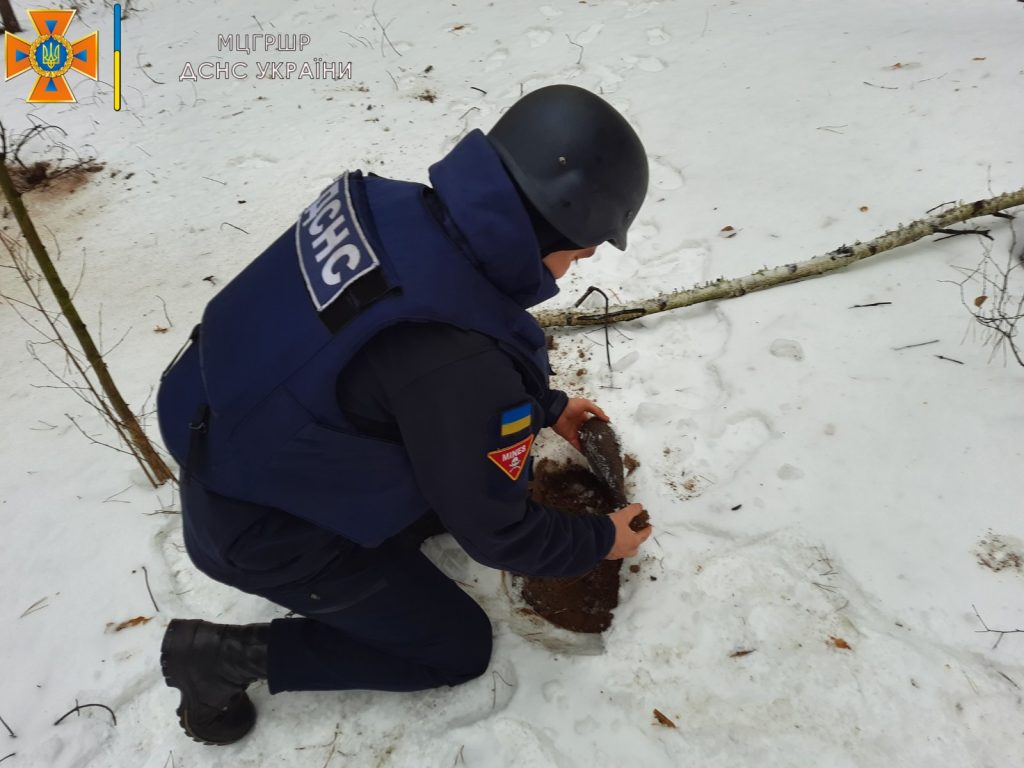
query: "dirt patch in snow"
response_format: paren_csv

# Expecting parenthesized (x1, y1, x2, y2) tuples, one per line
(976, 532, 1023, 573)
(519, 458, 622, 634)
(5, 159, 105, 195)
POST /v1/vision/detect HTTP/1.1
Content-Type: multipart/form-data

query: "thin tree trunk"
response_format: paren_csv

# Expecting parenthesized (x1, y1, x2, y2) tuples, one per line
(0, 0, 22, 33)
(534, 187, 1024, 328)
(0, 161, 174, 486)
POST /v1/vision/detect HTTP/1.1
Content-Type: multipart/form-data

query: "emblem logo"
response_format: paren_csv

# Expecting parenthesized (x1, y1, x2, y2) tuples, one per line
(487, 434, 534, 482)
(4, 9, 98, 103)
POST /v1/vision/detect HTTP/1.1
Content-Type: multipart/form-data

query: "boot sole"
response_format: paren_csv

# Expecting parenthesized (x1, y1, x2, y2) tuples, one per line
(161, 619, 255, 746)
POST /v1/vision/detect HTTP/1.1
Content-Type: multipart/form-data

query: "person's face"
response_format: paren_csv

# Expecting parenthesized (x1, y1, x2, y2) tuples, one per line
(542, 246, 597, 279)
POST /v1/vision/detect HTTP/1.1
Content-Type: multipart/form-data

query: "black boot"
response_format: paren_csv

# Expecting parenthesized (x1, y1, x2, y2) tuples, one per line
(160, 619, 270, 745)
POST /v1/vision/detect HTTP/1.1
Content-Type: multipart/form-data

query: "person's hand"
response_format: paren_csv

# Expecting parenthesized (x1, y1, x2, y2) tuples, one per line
(605, 503, 652, 560)
(552, 397, 608, 452)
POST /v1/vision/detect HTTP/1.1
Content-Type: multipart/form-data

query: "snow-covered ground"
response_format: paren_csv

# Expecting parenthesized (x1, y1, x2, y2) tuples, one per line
(2, 0, 1023, 766)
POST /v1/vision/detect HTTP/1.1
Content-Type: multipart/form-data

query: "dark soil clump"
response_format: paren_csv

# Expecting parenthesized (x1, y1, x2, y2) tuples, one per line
(519, 458, 623, 634)
(531, 457, 620, 515)
(629, 509, 650, 531)
(624, 453, 640, 475)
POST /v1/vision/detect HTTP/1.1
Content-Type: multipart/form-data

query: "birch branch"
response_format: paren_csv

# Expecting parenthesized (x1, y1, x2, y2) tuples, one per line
(0, 160, 174, 486)
(533, 187, 1024, 328)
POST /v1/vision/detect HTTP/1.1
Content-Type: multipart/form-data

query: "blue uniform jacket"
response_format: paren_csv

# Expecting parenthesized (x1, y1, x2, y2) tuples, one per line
(157, 130, 615, 583)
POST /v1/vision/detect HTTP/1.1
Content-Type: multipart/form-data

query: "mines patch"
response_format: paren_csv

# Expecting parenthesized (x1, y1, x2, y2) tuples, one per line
(500, 402, 532, 436)
(487, 434, 534, 481)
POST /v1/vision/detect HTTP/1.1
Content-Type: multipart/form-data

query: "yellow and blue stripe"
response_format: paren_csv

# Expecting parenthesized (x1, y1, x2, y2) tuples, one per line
(113, 4, 121, 111)
(500, 403, 532, 436)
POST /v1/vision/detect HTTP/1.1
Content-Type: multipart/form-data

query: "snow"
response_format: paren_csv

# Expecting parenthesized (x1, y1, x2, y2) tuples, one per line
(1, 0, 1023, 766)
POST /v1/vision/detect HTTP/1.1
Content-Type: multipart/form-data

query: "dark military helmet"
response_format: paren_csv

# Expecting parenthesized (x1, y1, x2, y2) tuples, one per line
(487, 84, 649, 251)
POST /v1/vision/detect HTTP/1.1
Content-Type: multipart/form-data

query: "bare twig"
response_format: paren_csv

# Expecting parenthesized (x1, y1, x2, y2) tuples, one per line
(0, 291, 63, 319)
(863, 81, 899, 90)
(850, 301, 892, 308)
(812, 547, 839, 577)
(565, 34, 584, 64)
(30, 382, 91, 393)
(372, 1, 402, 57)
(142, 565, 160, 613)
(893, 339, 939, 351)
(136, 51, 165, 85)
(66, 414, 135, 456)
(574, 286, 613, 369)
(320, 723, 341, 768)
(490, 670, 513, 709)
(972, 604, 1024, 649)
(69, 251, 87, 301)
(340, 31, 373, 48)
(0, 714, 14, 738)
(103, 485, 133, 503)
(25, 344, 109, 417)
(98, 324, 133, 359)
(19, 597, 49, 618)
(962, 669, 979, 694)
(53, 702, 117, 727)
(935, 354, 964, 365)
(948, 222, 1024, 366)
(998, 671, 1020, 689)
(0, 753, 15, 765)
(934, 227, 993, 242)
(156, 295, 173, 328)
(220, 222, 250, 235)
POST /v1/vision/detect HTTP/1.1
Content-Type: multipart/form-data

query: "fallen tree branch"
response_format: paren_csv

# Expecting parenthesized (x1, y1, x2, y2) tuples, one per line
(534, 187, 1024, 328)
(3, 244, 161, 480)
(0, 158, 174, 486)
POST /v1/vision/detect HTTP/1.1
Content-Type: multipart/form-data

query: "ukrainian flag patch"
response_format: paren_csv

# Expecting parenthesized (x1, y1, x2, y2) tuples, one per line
(500, 402, 532, 436)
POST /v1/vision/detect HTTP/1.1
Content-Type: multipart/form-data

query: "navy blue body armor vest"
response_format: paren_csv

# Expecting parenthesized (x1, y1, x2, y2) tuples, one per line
(157, 130, 558, 547)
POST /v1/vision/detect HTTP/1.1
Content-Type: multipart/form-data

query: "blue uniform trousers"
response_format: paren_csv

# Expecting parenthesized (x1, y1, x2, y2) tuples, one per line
(180, 474, 493, 694)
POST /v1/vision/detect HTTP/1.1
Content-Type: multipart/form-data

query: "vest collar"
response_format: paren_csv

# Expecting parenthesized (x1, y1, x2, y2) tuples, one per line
(428, 129, 559, 309)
